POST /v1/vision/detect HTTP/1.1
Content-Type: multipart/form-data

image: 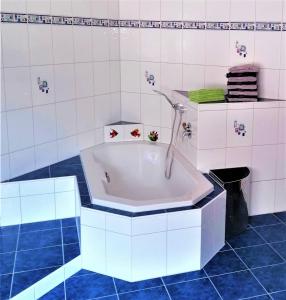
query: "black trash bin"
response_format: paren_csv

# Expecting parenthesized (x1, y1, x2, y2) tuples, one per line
(209, 167, 250, 239)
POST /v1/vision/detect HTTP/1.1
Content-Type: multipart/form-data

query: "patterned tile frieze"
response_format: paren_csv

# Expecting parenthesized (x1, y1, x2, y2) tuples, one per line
(1, 12, 285, 31)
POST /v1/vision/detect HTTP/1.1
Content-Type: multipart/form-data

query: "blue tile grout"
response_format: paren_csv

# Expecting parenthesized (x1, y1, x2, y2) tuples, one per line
(9, 225, 20, 299)
(112, 277, 119, 300)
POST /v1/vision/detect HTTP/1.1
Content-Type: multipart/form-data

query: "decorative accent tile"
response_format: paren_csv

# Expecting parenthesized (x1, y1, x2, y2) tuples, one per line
(256, 22, 282, 31)
(206, 22, 230, 30)
(140, 20, 161, 28)
(109, 19, 120, 27)
(161, 21, 182, 29)
(28, 14, 52, 24)
(230, 22, 255, 31)
(183, 21, 206, 30)
(282, 23, 286, 31)
(235, 41, 247, 57)
(91, 18, 109, 27)
(73, 17, 91, 26)
(119, 20, 140, 28)
(52, 16, 73, 25)
(1, 13, 27, 23)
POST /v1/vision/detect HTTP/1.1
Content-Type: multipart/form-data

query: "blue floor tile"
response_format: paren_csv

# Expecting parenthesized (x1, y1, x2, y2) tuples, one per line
(271, 241, 286, 260)
(252, 263, 286, 293)
(255, 224, 286, 243)
(64, 243, 80, 263)
(119, 286, 170, 300)
(62, 226, 78, 244)
(162, 269, 206, 285)
(235, 244, 284, 268)
(9, 167, 50, 182)
(61, 217, 77, 227)
(78, 181, 89, 196)
(20, 220, 61, 233)
(15, 246, 63, 272)
(50, 164, 85, 182)
(247, 296, 271, 300)
(271, 291, 286, 300)
(65, 272, 116, 300)
(167, 278, 220, 300)
(11, 267, 58, 297)
(204, 250, 246, 276)
(211, 270, 265, 300)
(39, 283, 65, 299)
(219, 242, 231, 252)
(249, 214, 281, 227)
(0, 252, 15, 275)
(71, 269, 94, 277)
(18, 228, 62, 251)
(227, 228, 265, 248)
(0, 225, 19, 236)
(1, 274, 12, 300)
(0, 234, 18, 253)
(52, 155, 81, 167)
(274, 212, 286, 223)
(115, 277, 163, 293)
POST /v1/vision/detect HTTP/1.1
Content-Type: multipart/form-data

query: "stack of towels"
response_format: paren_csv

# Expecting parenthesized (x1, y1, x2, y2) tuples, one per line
(188, 88, 225, 103)
(226, 64, 259, 102)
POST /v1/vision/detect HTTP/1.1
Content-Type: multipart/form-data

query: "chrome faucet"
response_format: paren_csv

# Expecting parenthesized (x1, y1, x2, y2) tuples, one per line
(182, 122, 192, 139)
(153, 90, 188, 113)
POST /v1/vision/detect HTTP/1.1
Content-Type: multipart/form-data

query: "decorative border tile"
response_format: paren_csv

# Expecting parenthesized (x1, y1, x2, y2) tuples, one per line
(0, 12, 284, 32)
(119, 20, 140, 28)
(206, 22, 230, 30)
(230, 22, 255, 31)
(140, 20, 161, 28)
(256, 22, 282, 31)
(183, 21, 206, 30)
(161, 21, 182, 29)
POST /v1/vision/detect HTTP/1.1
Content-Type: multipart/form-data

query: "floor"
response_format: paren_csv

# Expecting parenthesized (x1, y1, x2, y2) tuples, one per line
(0, 217, 80, 299)
(1, 213, 286, 300)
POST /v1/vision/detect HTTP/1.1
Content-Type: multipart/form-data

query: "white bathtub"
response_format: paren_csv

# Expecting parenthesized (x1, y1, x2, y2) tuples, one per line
(80, 141, 213, 212)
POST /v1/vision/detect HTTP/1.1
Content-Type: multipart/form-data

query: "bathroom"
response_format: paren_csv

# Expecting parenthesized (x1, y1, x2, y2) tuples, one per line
(0, 0, 286, 299)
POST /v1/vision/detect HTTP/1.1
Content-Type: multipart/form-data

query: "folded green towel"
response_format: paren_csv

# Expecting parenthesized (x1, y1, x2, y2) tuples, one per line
(188, 89, 225, 103)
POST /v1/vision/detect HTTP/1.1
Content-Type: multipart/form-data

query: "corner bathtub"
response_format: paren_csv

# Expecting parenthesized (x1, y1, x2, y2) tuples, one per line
(80, 141, 213, 212)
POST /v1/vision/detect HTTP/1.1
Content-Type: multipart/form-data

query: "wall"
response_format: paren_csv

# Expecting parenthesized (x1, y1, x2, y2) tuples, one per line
(118, 0, 286, 142)
(0, 0, 121, 181)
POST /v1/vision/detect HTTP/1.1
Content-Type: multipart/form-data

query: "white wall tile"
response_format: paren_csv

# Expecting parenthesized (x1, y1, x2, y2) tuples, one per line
(120, 28, 140, 61)
(106, 213, 131, 235)
(110, 92, 121, 122)
(91, 0, 109, 18)
(0, 182, 19, 198)
(258, 69, 280, 99)
(279, 70, 286, 101)
(121, 92, 141, 123)
(132, 233, 167, 281)
(198, 110, 227, 149)
(251, 145, 277, 181)
(94, 94, 112, 127)
(35, 141, 58, 169)
(206, 0, 230, 21)
(253, 108, 279, 145)
(73, 26, 93, 63)
(183, 0, 206, 20)
(120, 0, 139, 19)
(7, 108, 34, 152)
(54, 64, 76, 102)
(1, 197, 21, 226)
(81, 225, 106, 273)
(51, 0, 72, 15)
(2, 24, 30, 68)
(29, 25, 53, 65)
(106, 232, 131, 280)
(76, 97, 95, 133)
(71, 0, 91, 17)
(93, 62, 110, 95)
(77, 130, 96, 150)
(197, 148, 226, 172)
(1, 113, 9, 155)
(31, 65, 55, 106)
(204, 66, 228, 90)
(110, 61, 121, 93)
(255, 0, 283, 21)
(109, 28, 120, 61)
(141, 94, 161, 126)
(92, 27, 110, 62)
(167, 210, 201, 230)
(183, 65, 205, 91)
(250, 180, 276, 215)
(161, 30, 182, 64)
(278, 107, 286, 143)
(52, 25, 74, 64)
(57, 135, 78, 161)
(80, 207, 105, 229)
(55, 176, 75, 193)
(56, 101, 77, 138)
(276, 144, 286, 179)
(275, 179, 286, 212)
(132, 214, 167, 235)
(230, 0, 255, 21)
(140, 0, 160, 19)
(140, 29, 161, 62)
(167, 227, 201, 274)
(161, 0, 182, 20)
(75, 63, 94, 98)
(226, 147, 252, 168)
(26, 0, 51, 14)
(21, 193, 55, 223)
(1, 0, 27, 13)
(4, 67, 32, 110)
(121, 61, 140, 93)
(33, 104, 57, 145)
(161, 63, 182, 90)
(20, 178, 54, 196)
(183, 30, 206, 65)
(55, 191, 76, 219)
(140, 62, 160, 94)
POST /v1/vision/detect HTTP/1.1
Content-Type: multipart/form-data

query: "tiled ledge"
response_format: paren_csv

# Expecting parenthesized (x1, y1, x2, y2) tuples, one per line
(2, 155, 225, 218)
(1, 12, 285, 31)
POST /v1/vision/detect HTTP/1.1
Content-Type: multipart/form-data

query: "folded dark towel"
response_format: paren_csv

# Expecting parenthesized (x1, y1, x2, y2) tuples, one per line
(229, 91, 258, 96)
(226, 72, 258, 78)
(228, 77, 257, 83)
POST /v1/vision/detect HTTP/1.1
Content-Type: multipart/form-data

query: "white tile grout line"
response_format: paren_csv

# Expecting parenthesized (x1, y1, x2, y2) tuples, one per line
(60, 220, 67, 300)
(112, 277, 120, 300)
